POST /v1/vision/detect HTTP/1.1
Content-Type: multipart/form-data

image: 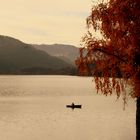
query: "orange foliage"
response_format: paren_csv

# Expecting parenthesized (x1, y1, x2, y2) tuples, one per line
(76, 0, 140, 100)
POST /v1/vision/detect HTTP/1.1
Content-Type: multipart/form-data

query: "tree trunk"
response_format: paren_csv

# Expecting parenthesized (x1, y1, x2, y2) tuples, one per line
(136, 97, 140, 140)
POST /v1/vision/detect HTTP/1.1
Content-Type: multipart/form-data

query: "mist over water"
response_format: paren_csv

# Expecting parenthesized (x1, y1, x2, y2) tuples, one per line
(0, 75, 136, 140)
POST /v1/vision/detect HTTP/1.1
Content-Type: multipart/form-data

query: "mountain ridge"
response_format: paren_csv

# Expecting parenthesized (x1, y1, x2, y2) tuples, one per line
(0, 35, 77, 75)
(33, 44, 79, 65)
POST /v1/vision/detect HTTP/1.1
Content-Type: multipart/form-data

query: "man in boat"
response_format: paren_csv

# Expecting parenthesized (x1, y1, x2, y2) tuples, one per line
(66, 102, 82, 109)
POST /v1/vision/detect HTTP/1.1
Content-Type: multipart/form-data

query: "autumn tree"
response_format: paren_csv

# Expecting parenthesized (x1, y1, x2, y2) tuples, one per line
(76, 0, 140, 139)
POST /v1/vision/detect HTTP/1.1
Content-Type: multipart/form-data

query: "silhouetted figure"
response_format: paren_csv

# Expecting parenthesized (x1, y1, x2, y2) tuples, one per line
(66, 102, 82, 110)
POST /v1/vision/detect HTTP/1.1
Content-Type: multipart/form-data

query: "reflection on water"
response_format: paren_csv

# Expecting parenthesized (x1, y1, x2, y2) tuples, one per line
(0, 76, 136, 140)
(0, 75, 94, 97)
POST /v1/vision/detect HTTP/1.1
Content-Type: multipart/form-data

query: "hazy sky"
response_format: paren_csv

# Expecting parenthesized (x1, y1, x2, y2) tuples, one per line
(0, 0, 95, 46)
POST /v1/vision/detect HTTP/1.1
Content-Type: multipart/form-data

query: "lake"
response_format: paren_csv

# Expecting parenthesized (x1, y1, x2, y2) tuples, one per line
(0, 75, 136, 140)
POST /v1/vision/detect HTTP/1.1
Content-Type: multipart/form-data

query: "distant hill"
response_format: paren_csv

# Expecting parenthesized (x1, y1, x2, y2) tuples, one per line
(0, 35, 76, 75)
(33, 44, 79, 65)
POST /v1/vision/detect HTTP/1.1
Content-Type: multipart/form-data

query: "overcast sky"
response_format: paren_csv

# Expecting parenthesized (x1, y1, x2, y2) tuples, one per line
(0, 0, 95, 46)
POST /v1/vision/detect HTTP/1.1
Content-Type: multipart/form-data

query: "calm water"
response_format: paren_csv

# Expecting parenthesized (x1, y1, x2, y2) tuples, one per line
(0, 75, 136, 140)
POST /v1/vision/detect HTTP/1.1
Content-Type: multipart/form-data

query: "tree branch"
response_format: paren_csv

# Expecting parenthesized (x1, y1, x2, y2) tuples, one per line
(92, 48, 127, 63)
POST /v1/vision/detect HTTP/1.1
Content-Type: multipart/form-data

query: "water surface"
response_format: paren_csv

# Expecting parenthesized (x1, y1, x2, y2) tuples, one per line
(0, 75, 136, 140)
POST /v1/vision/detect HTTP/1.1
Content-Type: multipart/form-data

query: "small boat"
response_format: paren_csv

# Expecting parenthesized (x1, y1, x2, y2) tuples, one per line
(66, 103, 82, 109)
